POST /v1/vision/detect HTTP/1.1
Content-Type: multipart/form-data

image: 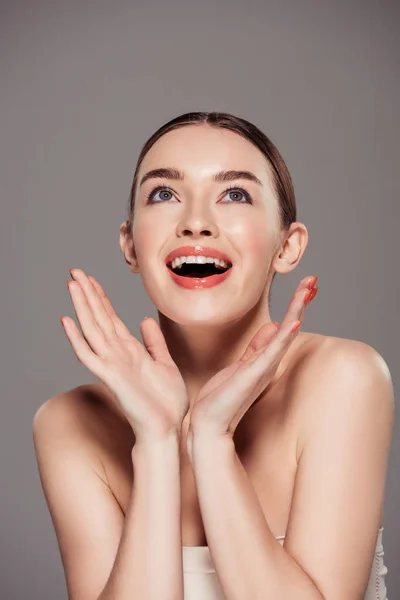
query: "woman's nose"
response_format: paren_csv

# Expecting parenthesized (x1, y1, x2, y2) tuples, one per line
(176, 214, 219, 238)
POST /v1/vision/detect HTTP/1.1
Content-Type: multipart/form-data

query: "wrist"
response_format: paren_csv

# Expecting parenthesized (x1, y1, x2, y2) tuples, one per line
(131, 429, 181, 463)
(189, 424, 234, 463)
(190, 417, 233, 443)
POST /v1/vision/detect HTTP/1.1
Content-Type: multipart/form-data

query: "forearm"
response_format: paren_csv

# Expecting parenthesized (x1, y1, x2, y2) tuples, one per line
(190, 431, 324, 600)
(99, 432, 184, 600)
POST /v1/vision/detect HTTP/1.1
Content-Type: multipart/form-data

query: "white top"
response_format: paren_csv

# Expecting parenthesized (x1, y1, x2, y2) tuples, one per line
(182, 527, 388, 600)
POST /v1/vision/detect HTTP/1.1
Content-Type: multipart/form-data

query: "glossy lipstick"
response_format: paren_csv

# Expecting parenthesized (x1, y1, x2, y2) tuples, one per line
(164, 245, 233, 290)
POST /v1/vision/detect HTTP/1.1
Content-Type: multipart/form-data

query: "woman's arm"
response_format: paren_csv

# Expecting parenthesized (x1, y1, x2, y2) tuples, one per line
(189, 340, 394, 600)
(99, 433, 183, 600)
(190, 432, 324, 600)
(33, 393, 184, 600)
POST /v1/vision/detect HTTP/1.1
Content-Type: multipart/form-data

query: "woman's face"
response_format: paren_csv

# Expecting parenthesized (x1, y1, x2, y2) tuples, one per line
(129, 124, 282, 326)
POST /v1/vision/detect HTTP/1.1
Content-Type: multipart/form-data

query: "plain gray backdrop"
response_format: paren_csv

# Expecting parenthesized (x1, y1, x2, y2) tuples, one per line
(1, 0, 399, 598)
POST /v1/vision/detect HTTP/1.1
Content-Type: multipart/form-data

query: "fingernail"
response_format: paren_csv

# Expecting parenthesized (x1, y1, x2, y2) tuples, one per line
(308, 276, 318, 289)
(304, 288, 313, 303)
(273, 321, 279, 328)
(307, 287, 318, 304)
(291, 320, 302, 333)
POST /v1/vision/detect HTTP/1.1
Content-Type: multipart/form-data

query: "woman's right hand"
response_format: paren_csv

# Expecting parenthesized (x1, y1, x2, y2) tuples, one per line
(60, 269, 189, 446)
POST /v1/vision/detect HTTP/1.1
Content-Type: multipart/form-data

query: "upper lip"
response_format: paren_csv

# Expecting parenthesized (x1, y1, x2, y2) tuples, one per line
(164, 245, 233, 266)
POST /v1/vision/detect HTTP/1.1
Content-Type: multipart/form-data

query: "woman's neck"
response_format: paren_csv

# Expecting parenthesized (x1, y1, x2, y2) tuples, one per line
(158, 305, 273, 394)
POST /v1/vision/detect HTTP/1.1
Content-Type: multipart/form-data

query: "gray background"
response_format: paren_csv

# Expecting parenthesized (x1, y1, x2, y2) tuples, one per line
(1, 0, 399, 597)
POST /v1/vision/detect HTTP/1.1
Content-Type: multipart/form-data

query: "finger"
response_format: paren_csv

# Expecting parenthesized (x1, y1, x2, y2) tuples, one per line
(276, 276, 317, 335)
(140, 317, 174, 364)
(240, 322, 278, 362)
(245, 317, 301, 386)
(67, 279, 107, 355)
(60, 315, 105, 379)
(70, 269, 116, 338)
(302, 275, 318, 290)
(88, 275, 134, 341)
(241, 275, 317, 363)
(304, 285, 318, 311)
(298, 275, 318, 319)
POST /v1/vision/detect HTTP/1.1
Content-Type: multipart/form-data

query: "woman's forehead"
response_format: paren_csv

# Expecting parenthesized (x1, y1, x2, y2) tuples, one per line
(138, 126, 271, 184)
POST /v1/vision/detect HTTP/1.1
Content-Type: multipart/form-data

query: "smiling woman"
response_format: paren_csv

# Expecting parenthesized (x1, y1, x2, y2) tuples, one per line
(33, 111, 393, 600)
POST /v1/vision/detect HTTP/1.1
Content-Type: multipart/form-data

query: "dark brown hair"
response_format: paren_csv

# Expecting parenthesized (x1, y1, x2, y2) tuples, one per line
(125, 111, 296, 235)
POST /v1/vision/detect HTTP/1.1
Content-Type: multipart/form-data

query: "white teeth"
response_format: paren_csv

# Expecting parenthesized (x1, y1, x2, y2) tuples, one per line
(170, 255, 230, 270)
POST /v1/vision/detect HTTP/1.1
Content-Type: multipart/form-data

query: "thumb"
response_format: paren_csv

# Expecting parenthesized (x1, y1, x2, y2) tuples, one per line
(140, 317, 174, 364)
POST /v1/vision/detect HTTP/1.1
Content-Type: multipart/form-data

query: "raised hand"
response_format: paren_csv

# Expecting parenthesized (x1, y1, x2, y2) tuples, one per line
(188, 276, 318, 445)
(60, 269, 189, 446)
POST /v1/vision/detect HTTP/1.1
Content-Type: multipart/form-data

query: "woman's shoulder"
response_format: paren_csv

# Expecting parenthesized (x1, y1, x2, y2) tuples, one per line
(34, 382, 135, 458)
(284, 330, 392, 405)
(289, 330, 393, 457)
(297, 330, 390, 375)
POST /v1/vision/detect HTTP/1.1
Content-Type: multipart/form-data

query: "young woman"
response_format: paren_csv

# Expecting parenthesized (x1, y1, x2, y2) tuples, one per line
(33, 112, 393, 600)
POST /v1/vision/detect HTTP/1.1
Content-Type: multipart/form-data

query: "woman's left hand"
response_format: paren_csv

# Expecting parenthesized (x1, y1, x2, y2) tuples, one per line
(188, 275, 318, 448)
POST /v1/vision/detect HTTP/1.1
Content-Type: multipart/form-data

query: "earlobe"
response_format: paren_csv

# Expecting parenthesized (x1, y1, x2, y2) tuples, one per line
(130, 257, 140, 273)
(272, 257, 293, 275)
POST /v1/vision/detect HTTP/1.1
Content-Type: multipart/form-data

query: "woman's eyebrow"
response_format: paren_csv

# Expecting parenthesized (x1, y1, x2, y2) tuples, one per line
(139, 167, 264, 188)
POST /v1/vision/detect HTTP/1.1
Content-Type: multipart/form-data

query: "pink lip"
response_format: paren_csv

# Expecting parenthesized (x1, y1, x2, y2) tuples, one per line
(164, 245, 233, 266)
(167, 267, 233, 289)
(164, 245, 233, 290)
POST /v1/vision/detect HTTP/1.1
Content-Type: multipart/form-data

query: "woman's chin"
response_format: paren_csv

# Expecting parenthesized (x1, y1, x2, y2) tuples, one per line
(159, 308, 246, 330)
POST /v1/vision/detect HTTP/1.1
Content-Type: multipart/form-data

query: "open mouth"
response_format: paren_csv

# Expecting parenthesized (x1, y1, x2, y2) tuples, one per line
(167, 261, 232, 278)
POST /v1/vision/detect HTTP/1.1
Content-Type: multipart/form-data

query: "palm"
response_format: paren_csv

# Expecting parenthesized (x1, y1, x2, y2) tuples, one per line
(140, 354, 189, 420)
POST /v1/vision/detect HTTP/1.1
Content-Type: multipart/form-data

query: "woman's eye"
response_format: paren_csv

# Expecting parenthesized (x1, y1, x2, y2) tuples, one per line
(145, 185, 253, 204)
(145, 187, 176, 203)
(221, 187, 252, 203)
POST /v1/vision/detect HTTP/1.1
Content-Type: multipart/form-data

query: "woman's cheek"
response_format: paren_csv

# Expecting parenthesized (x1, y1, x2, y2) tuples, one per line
(230, 218, 274, 263)
(132, 216, 165, 261)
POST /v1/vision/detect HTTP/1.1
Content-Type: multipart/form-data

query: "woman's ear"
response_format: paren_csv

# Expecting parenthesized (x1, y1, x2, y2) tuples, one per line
(119, 220, 140, 272)
(272, 222, 309, 275)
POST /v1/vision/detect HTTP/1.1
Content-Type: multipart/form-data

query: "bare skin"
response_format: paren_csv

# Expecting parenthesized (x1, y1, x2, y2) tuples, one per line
(64, 327, 332, 547)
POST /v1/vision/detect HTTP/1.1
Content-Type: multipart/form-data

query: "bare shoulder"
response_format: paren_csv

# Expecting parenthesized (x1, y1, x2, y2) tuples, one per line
(33, 383, 135, 471)
(296, 331, 393, 390)
(294, 330, 393, 370)
(293, 331, 395, 459)
(33, 386, 103, 474)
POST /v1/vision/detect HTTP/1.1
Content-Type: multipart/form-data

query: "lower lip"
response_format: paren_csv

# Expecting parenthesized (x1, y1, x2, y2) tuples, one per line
(166, 266, 233, 289)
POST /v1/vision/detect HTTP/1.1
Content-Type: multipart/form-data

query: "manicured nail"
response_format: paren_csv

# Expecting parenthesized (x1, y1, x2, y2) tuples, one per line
(307, 286, 318, 304)
(308, 276, 318, 289)
(304, 288, 313, 303)
(273, 321, 279, 327)
(291, 321, 302, 333)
